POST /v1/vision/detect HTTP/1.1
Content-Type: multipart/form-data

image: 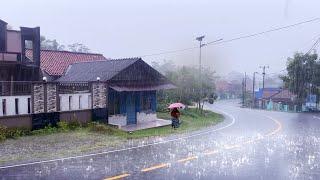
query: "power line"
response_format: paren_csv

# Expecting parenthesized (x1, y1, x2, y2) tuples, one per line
(306, 36, 320, 54)
(208, 18, 320, 45)
(139, 17, 320, 57)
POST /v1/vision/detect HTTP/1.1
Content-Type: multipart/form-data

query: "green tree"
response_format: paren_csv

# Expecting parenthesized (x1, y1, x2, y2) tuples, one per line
(68, 43, 90, 53)
(153, 60, 216, 112)
(280, 52, 319, 102)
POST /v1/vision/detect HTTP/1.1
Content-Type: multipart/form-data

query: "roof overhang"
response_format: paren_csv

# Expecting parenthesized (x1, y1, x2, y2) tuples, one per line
(109, 83, 176, 92)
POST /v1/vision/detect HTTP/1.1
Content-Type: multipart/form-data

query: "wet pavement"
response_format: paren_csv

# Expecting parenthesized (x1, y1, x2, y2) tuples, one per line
(1, 100, 320, 180)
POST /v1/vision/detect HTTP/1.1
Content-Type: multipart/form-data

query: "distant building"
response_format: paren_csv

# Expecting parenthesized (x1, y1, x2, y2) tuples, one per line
(255, 88, 297, 111)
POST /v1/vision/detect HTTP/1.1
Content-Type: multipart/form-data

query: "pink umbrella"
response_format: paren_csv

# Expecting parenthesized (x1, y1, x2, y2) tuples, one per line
(168, 102, 185, 109)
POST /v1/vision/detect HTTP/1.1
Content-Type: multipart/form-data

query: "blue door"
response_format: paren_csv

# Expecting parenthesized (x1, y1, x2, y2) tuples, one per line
(126, 92, 137, 124)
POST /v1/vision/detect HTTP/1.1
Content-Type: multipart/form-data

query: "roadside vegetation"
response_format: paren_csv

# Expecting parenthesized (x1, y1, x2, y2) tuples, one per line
(0, 108, 223, 165)
(0, 108, 222, 142)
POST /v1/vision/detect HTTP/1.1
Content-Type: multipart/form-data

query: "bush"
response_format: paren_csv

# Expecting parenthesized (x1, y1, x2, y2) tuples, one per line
(31, 125, 58, 135)
(0, 125, 31, 141)
(57, 121, 69, 132)
(0, 125, 7, 141)
(67, 121, 82, 130)
(88, 122, 117, 135)
(0, 134, 5, 142)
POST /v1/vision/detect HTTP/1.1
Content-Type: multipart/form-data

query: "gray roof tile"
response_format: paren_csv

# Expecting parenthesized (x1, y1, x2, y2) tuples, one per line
(57, 58, 140, 82)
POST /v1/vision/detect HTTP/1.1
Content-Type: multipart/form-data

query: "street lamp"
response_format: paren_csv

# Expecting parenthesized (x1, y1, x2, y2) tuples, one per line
(195, 36, 223, 111)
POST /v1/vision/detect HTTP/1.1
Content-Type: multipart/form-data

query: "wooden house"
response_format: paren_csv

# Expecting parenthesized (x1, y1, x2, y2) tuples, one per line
(57, 58, 175, 126)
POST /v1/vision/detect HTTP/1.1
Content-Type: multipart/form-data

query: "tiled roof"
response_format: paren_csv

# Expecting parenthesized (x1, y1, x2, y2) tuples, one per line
(270, 89, 296, 100)
(26, 49, 107, 76)
(57, 58, 141, 82)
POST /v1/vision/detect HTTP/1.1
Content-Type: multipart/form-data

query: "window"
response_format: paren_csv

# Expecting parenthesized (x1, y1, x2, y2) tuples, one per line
(27, 98, 31, 114)
(69, 96, 72, 110)
(15, 98, 19, 115)
(2, 99, 6, 115)
(79, 95, 82, 109)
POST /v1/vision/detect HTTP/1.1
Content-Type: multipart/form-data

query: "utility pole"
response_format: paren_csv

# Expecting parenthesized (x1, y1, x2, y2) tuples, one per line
(195, 36, 223, 112)
(196, 35, 205, 112)
(252, 72, 258, 108)
(242, 73, 247, 107)
(259, 65, 269, 89)
(244, 72, 247, 106)
(242, 76, 245, 106)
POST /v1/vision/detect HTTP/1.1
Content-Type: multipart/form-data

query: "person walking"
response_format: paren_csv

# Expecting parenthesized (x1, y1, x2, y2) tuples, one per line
(171, 107, 180, 129)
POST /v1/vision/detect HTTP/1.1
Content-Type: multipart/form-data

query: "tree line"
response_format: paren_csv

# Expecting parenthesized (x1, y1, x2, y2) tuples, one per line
(27, 35, 91, 53)
(281, 52, 319, 103)
(152, 60, 217, 112)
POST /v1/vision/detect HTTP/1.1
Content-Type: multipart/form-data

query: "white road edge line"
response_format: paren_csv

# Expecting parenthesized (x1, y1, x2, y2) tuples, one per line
(0, 108, 235, 170)
(313, 115, 320, 120)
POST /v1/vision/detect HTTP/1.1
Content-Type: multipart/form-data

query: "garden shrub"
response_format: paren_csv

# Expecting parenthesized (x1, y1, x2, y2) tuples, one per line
(67, 121, 82, 130)
(88, 122, 117, 135)
(31, 125, 58, 135)
(0, 125, 7, 141)
(0, 134, 5, 142)
(0, 125, 31, 140)
(57, 121, 69, 132)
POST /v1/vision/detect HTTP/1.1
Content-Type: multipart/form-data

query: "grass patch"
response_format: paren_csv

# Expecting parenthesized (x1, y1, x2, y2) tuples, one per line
(125, 108, 224, 138)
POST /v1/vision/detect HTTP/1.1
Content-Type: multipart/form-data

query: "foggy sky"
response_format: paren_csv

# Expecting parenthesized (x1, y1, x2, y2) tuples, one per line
(1, 0, 320, 76)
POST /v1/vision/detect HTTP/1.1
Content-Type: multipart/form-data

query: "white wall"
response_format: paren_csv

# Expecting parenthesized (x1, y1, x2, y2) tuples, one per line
(0, 95, 31, 116)
(108, 114, 127, 127)
(59, 93, 91, 111)
(137, 112, 157, 123)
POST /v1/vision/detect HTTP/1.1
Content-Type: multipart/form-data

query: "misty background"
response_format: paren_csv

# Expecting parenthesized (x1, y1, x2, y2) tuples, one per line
(1, 0, 320, 78)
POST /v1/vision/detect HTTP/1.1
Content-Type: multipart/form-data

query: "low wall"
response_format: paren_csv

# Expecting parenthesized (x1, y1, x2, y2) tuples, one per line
(0, 114, 32, 129)
(60, 109, 92, 124)
(137, 112, 157, 123)
(109, 114, 127, 127)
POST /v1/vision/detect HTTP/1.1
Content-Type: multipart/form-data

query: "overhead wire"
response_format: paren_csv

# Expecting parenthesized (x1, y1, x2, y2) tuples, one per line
(139, 18, 320, 57)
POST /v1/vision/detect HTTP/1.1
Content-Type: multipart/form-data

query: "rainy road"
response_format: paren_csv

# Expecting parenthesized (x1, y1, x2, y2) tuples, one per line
(1, 100, 320, 180)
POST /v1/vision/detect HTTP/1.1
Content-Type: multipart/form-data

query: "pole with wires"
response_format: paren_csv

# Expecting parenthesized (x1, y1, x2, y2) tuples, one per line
(196, 35, 205, 113)
(252, 72, 258, 108)
(260, 65, 269, 89)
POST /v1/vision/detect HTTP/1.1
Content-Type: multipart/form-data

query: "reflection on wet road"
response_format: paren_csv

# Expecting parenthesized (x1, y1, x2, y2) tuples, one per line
(1, 100, 320, 180)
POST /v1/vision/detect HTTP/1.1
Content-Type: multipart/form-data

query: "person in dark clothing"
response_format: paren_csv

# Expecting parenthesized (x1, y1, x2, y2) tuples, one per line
(171, 108, 180, 129)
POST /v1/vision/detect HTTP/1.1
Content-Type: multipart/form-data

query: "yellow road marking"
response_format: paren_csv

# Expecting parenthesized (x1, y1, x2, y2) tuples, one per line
(265, 116, 282, 137)
(104, 173, 130, 180)
(141, 163, 170, 172)
(224, 144, 241, 149)
(203, 150, 219, 155)
(177, 156, 198, 163)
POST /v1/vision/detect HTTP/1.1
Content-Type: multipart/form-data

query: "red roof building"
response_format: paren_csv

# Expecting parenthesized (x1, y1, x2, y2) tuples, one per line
(26, 49, 107, 80)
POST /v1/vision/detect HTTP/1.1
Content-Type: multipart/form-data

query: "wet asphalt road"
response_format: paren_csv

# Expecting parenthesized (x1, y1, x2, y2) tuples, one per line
(1, 100, 320, 180)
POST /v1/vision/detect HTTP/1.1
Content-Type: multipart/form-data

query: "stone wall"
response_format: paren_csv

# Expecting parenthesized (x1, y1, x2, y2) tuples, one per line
(32, 83, 45, 113)
(46, 83, 57, 112)
(92, 82, 107, 108)
(32, 82, 58, 113)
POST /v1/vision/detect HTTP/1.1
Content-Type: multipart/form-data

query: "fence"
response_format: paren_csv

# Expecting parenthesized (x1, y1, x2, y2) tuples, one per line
(0, 81, 108, 129)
